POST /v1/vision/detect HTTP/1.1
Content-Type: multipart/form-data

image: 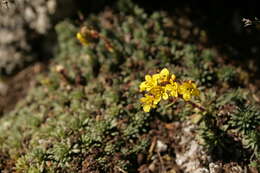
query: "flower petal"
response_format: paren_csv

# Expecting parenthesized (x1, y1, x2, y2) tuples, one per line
(139, 82, 147, 91)
(183, 93, 191, 101)
(160, 68, 169, 77)
(77, 32, 90, 46)
(143, 105, 151, 112)
(152, 74, 160, 80)
(171, 74, 176, 81)
(171, 90, 178, 97)
(162, 93, 169, 100)
(140, 97, 147, 103)
(145, 75, 152, 81)
(154, 96, 161, 104)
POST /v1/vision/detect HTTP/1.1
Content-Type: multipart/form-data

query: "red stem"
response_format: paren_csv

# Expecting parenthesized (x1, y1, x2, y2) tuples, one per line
(187, 101, 206, 111)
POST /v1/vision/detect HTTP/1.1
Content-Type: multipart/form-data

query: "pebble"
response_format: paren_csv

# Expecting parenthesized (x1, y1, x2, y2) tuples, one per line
(156, 140, 167, 153)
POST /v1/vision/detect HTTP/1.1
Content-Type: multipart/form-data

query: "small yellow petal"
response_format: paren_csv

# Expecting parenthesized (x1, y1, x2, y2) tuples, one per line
(143, 105, 151, 112)
(171, 90, 178, 97)
(183, 93, 191, 101)
(154, 96, 161, 104)
(139, 82, 147, 91)
(160, 68, 169, 76)
(145, 75, 152, 81)
(165, 84, 171, 91)
(178, 85, 184, 94)
(163, 93, 169, 100)
(171, 74, 176, 81)
(77, 32, 89, 46)
(152, 74, 160, 80)
(140, 97, 146, 103)
(76, 32, 82, 40)
(192, 83, 197, 88)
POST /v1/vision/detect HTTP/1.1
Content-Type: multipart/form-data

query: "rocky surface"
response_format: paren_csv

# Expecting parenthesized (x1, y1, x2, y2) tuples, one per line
(175, 121, 211, 173)
(0, 0, 76, 75)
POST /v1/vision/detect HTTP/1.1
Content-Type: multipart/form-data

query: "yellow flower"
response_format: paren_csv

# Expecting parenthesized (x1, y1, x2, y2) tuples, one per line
(169, 74, 176, 84)
(157, 68, 177, 85)
(139, 68, 202, 112)
(165, 82, 178, 97)
(76, 32, 90, 46)
(178, 80, 200, 101)
(139, 74, 159, 92)
(158, 68, 169, 83)
(140, 94, 157, 112)
(161, 88, 169, 100)
(150, 86, 168, 103)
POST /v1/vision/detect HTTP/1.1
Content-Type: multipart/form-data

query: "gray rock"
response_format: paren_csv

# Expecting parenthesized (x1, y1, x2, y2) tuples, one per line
(156, 140, 168, 153)
(0, 0, 76, 75)
(209, 163, 222, 173)
(175, 121, 211, 173)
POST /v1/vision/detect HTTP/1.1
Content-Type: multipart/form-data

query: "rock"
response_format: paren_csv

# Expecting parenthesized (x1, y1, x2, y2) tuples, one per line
(223, 163, 243, 173)
(209, 163, 222, 173)
(156, 140, 168, 153)
(175, 121, 211, 173)
(194, 168, 209, 173)
(148, 161, 156, 172)
(0, 0, 76, 75)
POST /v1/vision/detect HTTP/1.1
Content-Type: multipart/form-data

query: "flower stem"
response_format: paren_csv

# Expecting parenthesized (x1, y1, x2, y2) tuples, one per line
(165, 102, 175, 109)
(187, 101, 206, 111)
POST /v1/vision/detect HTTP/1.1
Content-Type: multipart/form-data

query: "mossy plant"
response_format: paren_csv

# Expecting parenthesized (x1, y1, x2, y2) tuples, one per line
(0, 1, 259, 172)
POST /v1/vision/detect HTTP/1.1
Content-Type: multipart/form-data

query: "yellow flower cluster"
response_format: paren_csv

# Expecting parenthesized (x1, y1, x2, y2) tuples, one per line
(139, 68, 200, 112)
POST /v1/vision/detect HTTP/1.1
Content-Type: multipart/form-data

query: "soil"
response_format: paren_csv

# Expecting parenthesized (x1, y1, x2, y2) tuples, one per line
(0, 63, 46, 116)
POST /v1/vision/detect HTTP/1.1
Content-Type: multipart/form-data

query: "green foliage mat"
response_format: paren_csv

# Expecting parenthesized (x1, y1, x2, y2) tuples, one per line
(0, 1, 259, 172)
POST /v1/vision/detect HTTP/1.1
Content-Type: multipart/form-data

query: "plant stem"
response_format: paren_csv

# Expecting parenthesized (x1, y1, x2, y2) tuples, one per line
(187, 100, 206, 111)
